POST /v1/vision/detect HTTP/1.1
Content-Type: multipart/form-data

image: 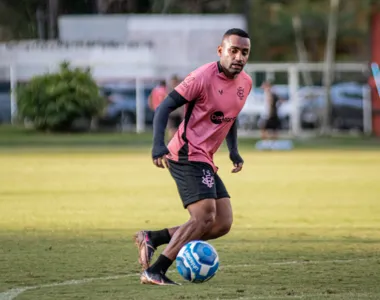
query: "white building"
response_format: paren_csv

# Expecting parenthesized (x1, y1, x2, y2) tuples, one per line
(58, 14, 247, 76)
(0, 14, 246, 81)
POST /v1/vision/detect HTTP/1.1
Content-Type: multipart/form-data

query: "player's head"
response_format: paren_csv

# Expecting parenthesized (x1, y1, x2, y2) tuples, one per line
(218, 28, 251, 78)
(159, 79, 166, 86)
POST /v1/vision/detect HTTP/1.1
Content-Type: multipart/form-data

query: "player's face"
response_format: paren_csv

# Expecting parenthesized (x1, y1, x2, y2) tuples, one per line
(218, 35, 251, 78)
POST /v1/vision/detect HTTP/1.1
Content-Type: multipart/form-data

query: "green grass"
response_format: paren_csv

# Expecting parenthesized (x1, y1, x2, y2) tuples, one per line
(1, 143, 380, 299)
(1, 125, 380, 150)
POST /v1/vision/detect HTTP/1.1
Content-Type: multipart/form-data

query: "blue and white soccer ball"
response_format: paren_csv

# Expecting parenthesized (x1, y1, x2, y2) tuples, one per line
(176, 240, 219, 283)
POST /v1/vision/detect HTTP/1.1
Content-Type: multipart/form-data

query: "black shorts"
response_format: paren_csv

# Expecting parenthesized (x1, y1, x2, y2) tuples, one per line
(167, 159, 230, 208)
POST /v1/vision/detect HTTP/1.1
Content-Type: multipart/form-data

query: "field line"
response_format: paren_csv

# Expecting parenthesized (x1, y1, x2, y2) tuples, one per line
(0, 274, 132, 300)
(222, 294, 323, 299)
(0, 258, 376, 300)
(223, 292, 380, 300)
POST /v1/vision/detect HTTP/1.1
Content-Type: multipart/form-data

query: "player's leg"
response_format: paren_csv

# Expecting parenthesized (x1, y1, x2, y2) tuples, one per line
(133, 228, 177, 271)
(201, 197, 232, 239)
(136, 174, 231, 279)
(134, 225, 180, 271)
(201, 173, 232, 240)
(161, 198, 216, 260)
(140, 161, 218, 285)
(142, 198, 231, 249)
(140, 198, 216, 285)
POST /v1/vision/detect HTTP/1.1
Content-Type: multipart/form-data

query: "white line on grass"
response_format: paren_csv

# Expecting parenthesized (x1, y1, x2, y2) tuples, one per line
(221, 294, 322, 300)
(0, 275, 131, 300)
(0, 258, 376, 300)
(222, 292, 380, 300)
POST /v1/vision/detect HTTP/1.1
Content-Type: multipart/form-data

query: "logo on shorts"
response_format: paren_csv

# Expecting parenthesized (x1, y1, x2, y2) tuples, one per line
(210, 111, 237, 124)
(237, 87, 245, 100)
(202, 169, 214, 188)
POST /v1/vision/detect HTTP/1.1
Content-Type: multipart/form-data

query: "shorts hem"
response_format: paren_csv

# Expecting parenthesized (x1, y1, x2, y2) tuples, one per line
(182, 193, 217, 209)
(216, 192, 230, 200)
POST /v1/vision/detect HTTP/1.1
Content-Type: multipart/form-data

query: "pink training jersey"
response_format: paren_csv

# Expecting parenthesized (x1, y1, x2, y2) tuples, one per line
(167, 62, 252, 171)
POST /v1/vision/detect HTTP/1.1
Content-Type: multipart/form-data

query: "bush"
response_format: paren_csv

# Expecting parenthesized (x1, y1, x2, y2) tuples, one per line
(17, 62, 105, 132)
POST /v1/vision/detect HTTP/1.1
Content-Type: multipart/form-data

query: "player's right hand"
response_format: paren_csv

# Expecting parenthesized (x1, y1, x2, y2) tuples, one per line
(153, 156, 170, 169)
(152, 145, 170, 169)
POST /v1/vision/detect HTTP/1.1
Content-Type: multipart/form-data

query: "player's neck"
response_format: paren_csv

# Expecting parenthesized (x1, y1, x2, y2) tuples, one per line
(223, 70, 237, 79)
(217, 61, 238, 79)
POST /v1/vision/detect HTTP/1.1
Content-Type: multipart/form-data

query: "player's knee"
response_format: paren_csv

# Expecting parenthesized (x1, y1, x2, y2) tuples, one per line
(191, 212, 216, 234)
(216, 216, 233, 237)
(198, 212, 216, 232)
(188, 199, 216, 233)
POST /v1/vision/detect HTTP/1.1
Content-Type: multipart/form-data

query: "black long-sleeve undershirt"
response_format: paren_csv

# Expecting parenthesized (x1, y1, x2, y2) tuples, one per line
(152, 91, 186, 159)
(226, 120, 244, 164)
(151, 90, 243, 164)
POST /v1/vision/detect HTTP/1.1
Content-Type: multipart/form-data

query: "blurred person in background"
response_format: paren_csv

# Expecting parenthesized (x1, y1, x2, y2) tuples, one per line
(167, 75, 183, 140)
(259, 80, 283, 141)
(148, 80, 167, 111)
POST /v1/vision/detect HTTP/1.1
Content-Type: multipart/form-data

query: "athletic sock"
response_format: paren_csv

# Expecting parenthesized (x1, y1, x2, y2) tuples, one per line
(148, 254, 173, 274)
(148, 229, 171, 248)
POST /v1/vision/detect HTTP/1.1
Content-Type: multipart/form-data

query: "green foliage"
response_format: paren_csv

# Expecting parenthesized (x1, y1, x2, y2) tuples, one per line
(16, 62, 105, 132)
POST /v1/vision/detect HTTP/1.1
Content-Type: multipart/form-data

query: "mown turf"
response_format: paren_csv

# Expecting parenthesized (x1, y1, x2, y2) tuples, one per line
(0, 146, 380, 299)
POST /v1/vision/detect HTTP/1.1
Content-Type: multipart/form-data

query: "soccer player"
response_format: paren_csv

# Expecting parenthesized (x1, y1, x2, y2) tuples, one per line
(134, 28, 252, 285)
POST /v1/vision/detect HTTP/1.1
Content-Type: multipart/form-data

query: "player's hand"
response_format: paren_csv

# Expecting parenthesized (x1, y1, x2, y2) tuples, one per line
(232, 162, 243, 173)
(153, 155, 170, 169)
(152, 145, 170, 169)
(229, 151, 244, 173)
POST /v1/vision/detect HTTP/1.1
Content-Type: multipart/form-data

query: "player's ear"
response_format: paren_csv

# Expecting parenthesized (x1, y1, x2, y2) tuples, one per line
(217, 45, 222, 57)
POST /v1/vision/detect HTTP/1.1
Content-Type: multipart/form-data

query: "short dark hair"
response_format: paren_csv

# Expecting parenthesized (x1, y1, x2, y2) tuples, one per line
(223, 28, 250, 39)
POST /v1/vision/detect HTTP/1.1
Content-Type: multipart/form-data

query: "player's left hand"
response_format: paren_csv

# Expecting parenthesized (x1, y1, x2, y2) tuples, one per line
(229, 151, 244, 173)
(232, 162, 243, 173)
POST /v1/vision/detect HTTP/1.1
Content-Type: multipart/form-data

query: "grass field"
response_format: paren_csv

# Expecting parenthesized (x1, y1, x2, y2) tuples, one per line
(1, 131, 380, 299)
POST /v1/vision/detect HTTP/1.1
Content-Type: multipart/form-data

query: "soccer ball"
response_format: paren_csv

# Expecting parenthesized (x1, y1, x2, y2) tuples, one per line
(176, 240, 219, 283)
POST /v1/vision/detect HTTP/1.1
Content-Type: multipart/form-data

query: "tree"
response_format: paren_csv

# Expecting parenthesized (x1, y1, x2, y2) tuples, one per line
(17, 62, 105, 132)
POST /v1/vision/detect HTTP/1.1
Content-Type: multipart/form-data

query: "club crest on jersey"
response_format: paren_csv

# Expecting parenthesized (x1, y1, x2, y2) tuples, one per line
(181, 76, 196, 89)
(237, 87, 245, 100)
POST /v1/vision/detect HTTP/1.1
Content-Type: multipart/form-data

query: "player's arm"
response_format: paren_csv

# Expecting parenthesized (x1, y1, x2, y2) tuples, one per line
(226, 120, 244, 173)
(152, 72, 202, 168)
(152, 90, 187, 167)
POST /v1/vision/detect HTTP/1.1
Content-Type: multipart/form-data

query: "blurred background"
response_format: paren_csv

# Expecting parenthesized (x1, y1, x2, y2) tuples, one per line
(0, 0, 380, 139)
(1, 3, 380, 298)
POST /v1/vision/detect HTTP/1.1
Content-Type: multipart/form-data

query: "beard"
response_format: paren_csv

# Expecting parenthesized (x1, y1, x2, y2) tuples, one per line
(228, 67, 243, 75)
